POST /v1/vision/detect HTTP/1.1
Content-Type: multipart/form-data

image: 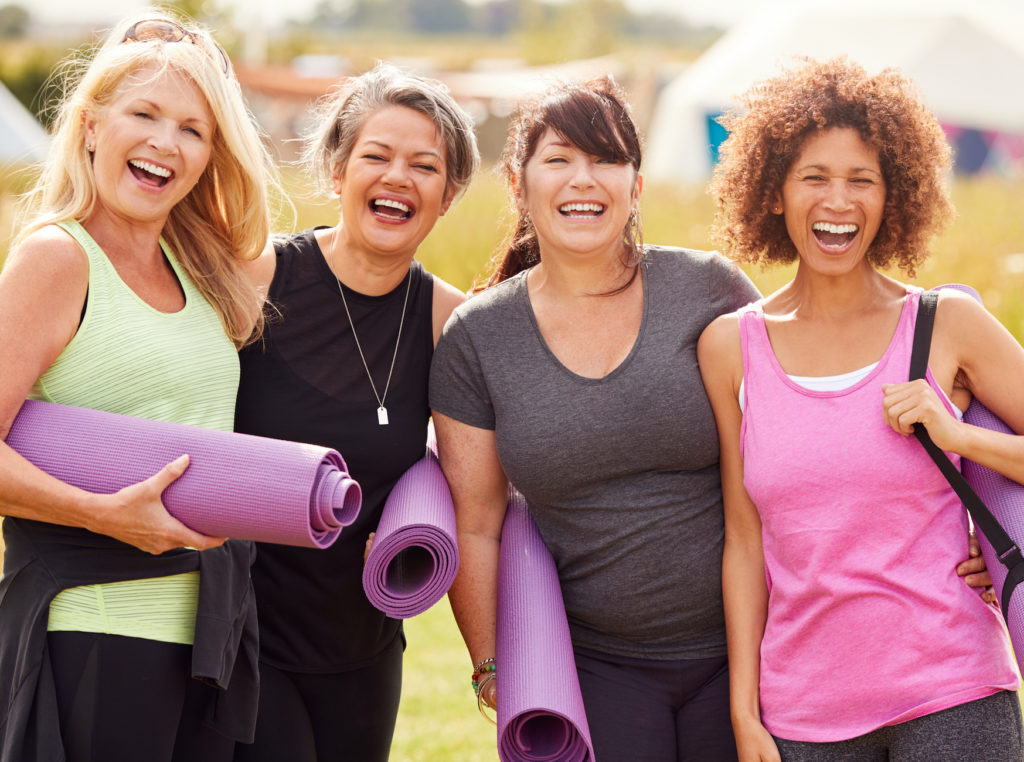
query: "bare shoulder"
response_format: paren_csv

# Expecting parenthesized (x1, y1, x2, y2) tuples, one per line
(240, 238, 277, 294)
(431, 274, 468, 346)
(7, 224, 88, 279)
(699, 311, 743, 357)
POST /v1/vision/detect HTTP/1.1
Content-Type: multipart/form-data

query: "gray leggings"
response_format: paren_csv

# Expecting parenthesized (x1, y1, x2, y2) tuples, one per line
(773, 690, 1024, 762)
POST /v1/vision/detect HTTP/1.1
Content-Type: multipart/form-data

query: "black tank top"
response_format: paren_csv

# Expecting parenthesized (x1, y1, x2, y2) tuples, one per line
(235, 228, 434, 671)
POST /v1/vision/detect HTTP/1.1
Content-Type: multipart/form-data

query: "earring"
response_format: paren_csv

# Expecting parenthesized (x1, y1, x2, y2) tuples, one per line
(86, 141, 95, 152)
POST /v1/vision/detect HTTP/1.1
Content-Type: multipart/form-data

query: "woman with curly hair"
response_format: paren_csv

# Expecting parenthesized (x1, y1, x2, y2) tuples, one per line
(698, 57, 1024, 761)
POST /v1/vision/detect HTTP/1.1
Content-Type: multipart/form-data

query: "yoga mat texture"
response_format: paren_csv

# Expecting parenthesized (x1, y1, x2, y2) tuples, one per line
(961, 402, 1024, 674)
(362, 442, 459, 619)
(5, 400, 361, 548)
(497, 490, 594, 762)
(937, 284, 1024, 675)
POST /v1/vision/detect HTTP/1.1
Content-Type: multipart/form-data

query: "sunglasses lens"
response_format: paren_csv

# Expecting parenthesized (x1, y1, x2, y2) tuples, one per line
(125, 20, 190, 44)
(122, 20, 230, 76)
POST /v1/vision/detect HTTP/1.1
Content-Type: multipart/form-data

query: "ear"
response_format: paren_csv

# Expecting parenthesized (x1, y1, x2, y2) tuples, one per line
(633, 172, 644, 206)
(440, 187, 455, 217)
(330, 161, 344, 196)
(82, 109, 98, 149)
(771, 189, 784, 215)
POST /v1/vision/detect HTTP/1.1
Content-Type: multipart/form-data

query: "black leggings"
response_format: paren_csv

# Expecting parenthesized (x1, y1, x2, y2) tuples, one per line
(47, 631, 235, 762)
(774, 690, 1024, 762)
(232, 634, 403, 762)
(574, 647, 737, 762)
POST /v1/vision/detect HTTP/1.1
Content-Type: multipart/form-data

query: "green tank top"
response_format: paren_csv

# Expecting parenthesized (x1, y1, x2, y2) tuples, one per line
(34, 220, 240, 645)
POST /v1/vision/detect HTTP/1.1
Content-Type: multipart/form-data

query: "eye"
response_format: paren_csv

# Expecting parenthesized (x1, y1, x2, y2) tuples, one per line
(596, 157, 620, 165)
(802, 174, 826, 183)
(362, 153, 386, 162)
(183, 126, 204, 138)
(543, 155, 568, 164)
(414, 163, 440, 173)
(850, 177, 876, 186)
(133, 111, 153, 120)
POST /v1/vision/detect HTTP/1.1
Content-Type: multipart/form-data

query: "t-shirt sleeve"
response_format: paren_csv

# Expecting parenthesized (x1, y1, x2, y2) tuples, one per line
(708, 253, 761, 317)
(429, 311, 496, 430)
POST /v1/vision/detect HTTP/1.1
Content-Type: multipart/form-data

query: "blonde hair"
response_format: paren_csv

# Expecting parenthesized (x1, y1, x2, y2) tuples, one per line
(14, 10, 281, 346)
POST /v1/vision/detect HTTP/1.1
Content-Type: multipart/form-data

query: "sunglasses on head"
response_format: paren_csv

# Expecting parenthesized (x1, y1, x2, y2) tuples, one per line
(122, 19, 231, 76)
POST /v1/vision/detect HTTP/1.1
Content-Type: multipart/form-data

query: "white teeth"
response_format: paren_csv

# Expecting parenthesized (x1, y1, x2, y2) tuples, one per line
(375, 198, 411, 213)
(813, 222, 858, 234)
(129, 159, 171, 178)
(559, 203, 604, 214)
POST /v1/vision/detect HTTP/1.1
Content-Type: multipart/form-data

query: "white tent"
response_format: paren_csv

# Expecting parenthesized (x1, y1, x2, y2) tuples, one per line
(645, 0, 1024, 184)
(0, 79, 49, 164)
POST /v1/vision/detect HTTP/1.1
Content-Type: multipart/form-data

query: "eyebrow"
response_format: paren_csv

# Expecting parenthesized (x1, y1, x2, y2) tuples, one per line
(796, 163, 881, 176)
(362, 139, 443, 160)
(128, 98, 212, 127)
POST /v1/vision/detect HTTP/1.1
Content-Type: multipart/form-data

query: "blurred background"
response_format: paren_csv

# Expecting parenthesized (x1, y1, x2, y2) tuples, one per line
(1, 0, 1023, 758)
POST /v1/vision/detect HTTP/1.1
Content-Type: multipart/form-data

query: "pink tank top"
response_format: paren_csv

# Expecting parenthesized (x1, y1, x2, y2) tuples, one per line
(739, 286, 1020, 742)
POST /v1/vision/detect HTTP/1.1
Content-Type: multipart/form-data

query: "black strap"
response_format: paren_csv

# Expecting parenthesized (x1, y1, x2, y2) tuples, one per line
(911, 290, 1024, 619)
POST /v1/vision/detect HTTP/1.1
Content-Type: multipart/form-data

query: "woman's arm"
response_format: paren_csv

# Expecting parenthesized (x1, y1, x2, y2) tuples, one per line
(433, 411, 509, 710)
(0, 228, 223, 553)
(883, 290, 1024, 483)
(431, 276, 467, 347)
(699, 315, 780, 762)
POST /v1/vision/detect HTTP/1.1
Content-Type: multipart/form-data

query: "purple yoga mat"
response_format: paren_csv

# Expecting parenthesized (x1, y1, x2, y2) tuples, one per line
(5, 400, 361, 548)
(362, 446, 459, 618)
(961, 402, 1024, 673)
(936, 284, 1024, 674)
(497, 491, 594, 762)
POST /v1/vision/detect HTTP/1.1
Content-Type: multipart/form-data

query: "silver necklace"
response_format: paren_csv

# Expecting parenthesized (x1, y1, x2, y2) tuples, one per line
(328, 230, 411, 426)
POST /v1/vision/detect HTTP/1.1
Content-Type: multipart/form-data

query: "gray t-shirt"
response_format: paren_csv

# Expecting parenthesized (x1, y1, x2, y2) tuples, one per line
(429, 245, 760, 659)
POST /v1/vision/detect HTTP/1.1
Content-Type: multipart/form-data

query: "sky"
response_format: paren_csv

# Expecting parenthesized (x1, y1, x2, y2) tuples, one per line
(30, 0, 760, 29)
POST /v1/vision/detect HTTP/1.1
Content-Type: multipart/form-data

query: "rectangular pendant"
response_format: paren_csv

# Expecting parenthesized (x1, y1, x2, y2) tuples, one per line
(377, 406, 389, 426)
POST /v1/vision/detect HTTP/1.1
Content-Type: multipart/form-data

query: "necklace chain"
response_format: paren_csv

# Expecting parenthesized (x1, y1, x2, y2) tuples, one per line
(328, 229, 411, 426)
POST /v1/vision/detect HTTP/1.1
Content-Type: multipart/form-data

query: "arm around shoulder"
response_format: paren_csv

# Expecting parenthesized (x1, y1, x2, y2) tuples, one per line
(431, 275, 467, 347)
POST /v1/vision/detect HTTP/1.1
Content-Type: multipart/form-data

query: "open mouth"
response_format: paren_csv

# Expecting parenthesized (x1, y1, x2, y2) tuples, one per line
(371, 198, 413, 220)
(559, 202, 605, 218)
(128, 159, 173, 188)
(812, 222, 858, 249)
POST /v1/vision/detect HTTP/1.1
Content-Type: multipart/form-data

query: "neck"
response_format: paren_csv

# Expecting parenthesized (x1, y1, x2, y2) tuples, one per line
(324, 225, 413, 296)
(529, 250, 635, 300)
(82, 209, 166, 265)
(775, 261, 897, 320)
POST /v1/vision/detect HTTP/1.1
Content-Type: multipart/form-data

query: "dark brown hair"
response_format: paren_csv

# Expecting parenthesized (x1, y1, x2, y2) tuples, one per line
(710, 57, 953, 276)
(479, 76, 643, 290)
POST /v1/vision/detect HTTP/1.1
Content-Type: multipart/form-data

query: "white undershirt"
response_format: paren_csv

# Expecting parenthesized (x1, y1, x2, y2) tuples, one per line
(738, 362, 964, 419)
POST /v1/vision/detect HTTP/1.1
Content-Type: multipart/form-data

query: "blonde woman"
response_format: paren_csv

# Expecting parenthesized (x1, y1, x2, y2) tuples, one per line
(0, 12, 277, 761)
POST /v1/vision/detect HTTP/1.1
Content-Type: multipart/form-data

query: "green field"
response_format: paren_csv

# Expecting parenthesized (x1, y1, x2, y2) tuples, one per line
(1, 166, 1023, 759)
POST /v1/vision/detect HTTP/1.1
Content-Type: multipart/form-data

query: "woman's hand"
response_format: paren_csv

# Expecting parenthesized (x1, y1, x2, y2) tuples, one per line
(734, 716, 781, 762)
(86, 454, 226, 554)
(882, 380, 963, 451)
(959, 530, 997, 604)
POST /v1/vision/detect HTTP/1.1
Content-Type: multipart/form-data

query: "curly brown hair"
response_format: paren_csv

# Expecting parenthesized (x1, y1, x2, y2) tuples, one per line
(709, 57, 953, 276)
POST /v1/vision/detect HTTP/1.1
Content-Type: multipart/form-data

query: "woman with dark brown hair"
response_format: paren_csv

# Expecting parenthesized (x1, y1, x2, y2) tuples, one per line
(429, 76, 760, 761)
(700, 57, 1024, 761)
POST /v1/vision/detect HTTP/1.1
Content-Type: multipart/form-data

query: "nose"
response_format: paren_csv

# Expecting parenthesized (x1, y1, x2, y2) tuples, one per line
(822, 179, 853, 211)
(148, 120, 179, 156)
(569, 159, 596, 189)
(382, 160, 411, 188)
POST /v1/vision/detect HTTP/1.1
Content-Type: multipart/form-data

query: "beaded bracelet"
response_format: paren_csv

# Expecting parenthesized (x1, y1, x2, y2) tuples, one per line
(471, 657, 496, 696)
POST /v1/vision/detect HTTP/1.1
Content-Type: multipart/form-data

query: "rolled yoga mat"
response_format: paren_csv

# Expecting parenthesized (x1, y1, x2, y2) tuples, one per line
(362, 444, 459, 619)
(961, 402, 1024, 674)
(497, 490, 595, 762)
(5, 400, 361, 548)
(935, 283, 1024, 675)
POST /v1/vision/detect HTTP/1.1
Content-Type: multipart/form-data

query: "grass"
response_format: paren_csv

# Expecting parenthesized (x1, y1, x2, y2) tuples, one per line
(1, 168, 1023, 759)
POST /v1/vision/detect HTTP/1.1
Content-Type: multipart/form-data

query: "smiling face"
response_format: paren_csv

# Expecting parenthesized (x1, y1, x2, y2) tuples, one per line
(518, 128, 641, 264)
(777, 127, 887, 276)
(333, 105, 451, 262)
(84, 65, 214, 231)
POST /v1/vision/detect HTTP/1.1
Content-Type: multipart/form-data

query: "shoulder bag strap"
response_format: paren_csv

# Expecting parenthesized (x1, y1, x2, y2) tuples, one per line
(911, 290, 1024, 618)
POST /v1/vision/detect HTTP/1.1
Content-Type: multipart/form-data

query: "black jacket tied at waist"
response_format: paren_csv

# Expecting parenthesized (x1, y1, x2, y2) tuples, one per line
(0, 518, 259, 762)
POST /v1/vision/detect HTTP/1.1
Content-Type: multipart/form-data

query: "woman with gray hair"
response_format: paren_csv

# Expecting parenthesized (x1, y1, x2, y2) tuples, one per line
(232, 62, 479, 762)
